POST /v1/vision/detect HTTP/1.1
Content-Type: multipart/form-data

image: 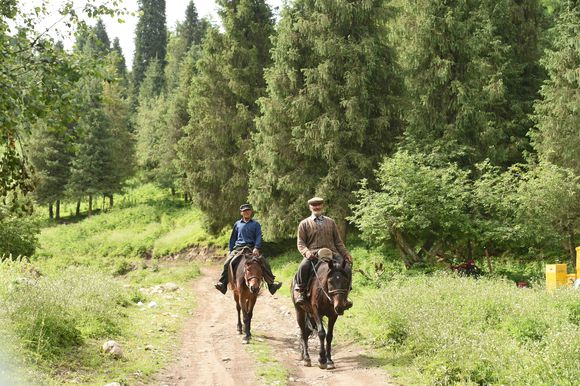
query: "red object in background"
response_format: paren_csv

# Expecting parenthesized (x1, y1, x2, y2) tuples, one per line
(517, 281, 528, 288)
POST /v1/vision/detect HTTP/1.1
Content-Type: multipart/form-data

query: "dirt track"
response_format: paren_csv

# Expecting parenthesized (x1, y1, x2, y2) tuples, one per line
(153, 264, 394, 386)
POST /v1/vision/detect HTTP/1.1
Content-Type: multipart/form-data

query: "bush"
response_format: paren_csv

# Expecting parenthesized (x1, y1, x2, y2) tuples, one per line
(0, 209, 39, 258)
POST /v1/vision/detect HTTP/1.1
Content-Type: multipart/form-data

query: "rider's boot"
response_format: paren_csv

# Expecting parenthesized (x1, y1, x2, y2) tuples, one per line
(268, 282, 282, 295)
(294, 285, 307, 306)
(214, 265, 228, 294)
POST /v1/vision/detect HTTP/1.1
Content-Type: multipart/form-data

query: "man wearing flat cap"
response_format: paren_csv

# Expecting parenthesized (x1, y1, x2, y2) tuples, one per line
(215, 203, 282, 295)
(294, 197, 353, 308)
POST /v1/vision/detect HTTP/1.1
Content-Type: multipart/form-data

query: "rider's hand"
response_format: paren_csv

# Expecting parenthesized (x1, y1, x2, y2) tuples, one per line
(252, 248, 260, 257)
(305, 250, 315, 260)
(345, 254, 353, 264)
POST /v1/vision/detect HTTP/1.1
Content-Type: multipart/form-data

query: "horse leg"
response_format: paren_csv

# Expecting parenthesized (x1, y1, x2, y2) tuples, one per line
(243, 295, 257, 344)
(295, 308, 311, 366)
(325, 315, 337, 369)
(235, 292, 242, 334)
(241, 297, 252, 344)
(313, 312, 327, 369)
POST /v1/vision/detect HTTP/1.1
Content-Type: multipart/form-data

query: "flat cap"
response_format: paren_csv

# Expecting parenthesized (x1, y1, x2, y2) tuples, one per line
(308, 197, 324, 205)
(239, 203, 253, 211)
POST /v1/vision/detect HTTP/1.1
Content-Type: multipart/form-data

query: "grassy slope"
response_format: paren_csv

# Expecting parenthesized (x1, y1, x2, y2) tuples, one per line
(268, 246, 580, 385)
(1, 184, 227, 385)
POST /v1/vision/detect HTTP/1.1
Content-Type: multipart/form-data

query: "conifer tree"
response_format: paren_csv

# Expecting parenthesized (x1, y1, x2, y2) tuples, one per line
(532, 1, 580, 175)
(132, 0, 167, 99)
(179, 0, 274, 233)
(392, 0, 546, 168)
(249, 0, 403, 239)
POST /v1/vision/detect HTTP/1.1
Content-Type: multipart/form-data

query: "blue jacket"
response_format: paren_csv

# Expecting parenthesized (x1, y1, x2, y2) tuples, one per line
(229, 218, 262, 252)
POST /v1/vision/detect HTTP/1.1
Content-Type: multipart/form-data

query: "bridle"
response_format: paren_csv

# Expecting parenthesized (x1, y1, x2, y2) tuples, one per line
(311, 260, 349, 303)
(244, 255, 263, 290)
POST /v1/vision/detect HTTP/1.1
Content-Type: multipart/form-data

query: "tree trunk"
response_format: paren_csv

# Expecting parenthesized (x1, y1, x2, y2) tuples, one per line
(392, 229, 421, 268)
(49, 202, 54, 219)
(567, 225, 576, 269)
(76, 199, 81, 216)
(171, 187, 175, 196)
(484, 248, 493, 274)
(109, 194, 114, 208)
(184, 191, 188, 202)
(88, 195, 93, 216)
(55, 200, 60, 220)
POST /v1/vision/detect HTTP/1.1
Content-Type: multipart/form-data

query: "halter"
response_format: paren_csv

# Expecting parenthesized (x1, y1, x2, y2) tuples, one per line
(311, 260, 350, 303)
(244, 255, 263, 290)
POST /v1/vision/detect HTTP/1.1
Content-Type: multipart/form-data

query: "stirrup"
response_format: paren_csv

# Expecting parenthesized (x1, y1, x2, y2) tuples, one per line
(214, 282, 227, 294)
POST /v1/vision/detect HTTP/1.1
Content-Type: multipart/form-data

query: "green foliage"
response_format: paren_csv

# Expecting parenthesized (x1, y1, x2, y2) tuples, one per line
(179, 0, 274, 233)
(350, 151, 472, 266)
(343, 273, 580, 385)
(0, 206, 39, 258)
(249, 0, 403, 239)
(392, 0, 546, 168)
(351, 150, 579, 265)
(132, 0, 167, 100)
(532, 2, 580, 175)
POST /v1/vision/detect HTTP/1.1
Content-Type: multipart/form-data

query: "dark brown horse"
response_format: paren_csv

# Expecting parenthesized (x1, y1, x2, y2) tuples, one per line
(292, 257, 351, 369)
(229, 247, 263, 344)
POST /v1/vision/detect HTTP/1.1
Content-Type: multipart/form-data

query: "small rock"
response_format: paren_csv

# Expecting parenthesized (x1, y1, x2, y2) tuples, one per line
(288, 377, 296, 382)
(148, 301, 158, 308)
(102, 340, 123, 358)
(222, 357, 231, 362)
(144, 344, 154, 351)
(163, 282, 180, 292)
(104, 383, 121, 386)
(137, 301, 144, 306)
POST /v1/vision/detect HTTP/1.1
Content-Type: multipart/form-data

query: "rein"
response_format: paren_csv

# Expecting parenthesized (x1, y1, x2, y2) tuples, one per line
(311, 260, 333, 302)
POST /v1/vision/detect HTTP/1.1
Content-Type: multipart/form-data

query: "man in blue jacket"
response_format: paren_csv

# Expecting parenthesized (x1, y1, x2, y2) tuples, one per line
(215, 203, 282, 295)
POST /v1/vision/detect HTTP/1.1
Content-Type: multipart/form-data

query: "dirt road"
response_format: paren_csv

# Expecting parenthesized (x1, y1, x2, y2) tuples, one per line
(153, 264, 394, 386)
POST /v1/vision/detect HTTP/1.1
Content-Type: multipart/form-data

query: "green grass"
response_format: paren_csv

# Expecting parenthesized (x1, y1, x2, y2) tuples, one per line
(246, 334, 290, 386)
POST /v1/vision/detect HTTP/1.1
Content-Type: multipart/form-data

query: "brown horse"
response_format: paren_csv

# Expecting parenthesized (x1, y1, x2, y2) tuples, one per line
(229, 247, 263, 344)
(292, 257, 351, 369)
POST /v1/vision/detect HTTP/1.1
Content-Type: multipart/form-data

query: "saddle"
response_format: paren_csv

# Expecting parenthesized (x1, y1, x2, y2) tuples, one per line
(228, 246, 253, 286)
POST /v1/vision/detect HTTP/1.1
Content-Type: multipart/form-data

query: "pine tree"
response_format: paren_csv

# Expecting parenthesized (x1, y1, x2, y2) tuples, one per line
(182, 1, 208, 48)
(532, 1, 580, 175)
(111, 37, 128, 92)
(102, 55, 134, 206)
(28, 123, 73, 219)
(131, 0, 167, 99)
(248, 0, 403, 239)
(392, 0, 546, 168)
(67, 78, 115, 216)
(178, 0, 274, 233)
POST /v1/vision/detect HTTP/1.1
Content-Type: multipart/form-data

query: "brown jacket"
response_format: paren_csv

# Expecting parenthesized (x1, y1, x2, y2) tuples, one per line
(297, 215, 350, 259)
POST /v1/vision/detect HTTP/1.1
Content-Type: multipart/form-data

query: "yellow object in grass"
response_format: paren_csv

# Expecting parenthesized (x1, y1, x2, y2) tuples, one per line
(546, 264, 567, 292)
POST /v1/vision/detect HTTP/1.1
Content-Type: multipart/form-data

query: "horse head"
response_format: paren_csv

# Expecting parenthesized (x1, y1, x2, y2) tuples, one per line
(326, 259, 350, 316)
(243, 255, 263, 294)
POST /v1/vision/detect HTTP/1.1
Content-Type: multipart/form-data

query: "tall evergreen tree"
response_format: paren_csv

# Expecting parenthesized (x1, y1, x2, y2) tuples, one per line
(248, 0, 403, 239)
(179, 0, 274, 233)
(67, 78, 115, 216)
(392, 0, 546, 168)
(532, 1, 580, 175)
(182, 1, 208, 48)
(28, 123, 73, 219)
(111, 37, 128, 91)
(131, 0, 167, 100)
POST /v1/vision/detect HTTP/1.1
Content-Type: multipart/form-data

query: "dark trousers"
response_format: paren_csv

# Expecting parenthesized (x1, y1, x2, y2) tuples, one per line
(218, 249, 276, 285)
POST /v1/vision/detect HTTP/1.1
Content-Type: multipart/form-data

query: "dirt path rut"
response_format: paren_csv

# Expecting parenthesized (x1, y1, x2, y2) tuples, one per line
(153, 265, 394, 386)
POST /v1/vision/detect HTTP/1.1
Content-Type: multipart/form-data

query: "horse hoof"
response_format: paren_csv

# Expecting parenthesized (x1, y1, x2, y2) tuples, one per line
(302, 359, 311, 367)
(237, 329, 243, 335)
(326, 361, 335, 370)
(318, 362, 327, 369)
